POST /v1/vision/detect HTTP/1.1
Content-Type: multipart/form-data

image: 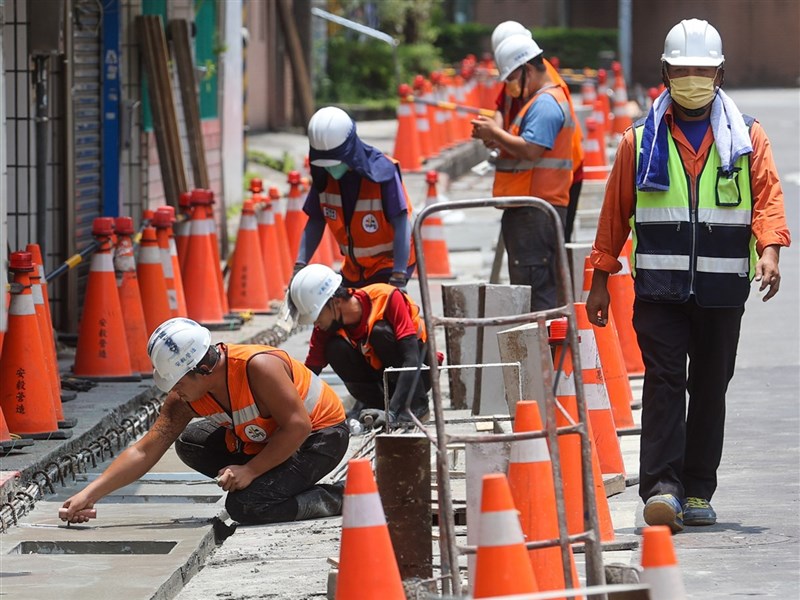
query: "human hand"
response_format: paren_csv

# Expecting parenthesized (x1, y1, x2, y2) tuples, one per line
(217, 465, 256, 492)
(755, 245, 781, 302)
(585, 281, 611, 327)
(359, 409, 387, 431)
(60, 492, 96, 524)
(471, 115, 499, 143)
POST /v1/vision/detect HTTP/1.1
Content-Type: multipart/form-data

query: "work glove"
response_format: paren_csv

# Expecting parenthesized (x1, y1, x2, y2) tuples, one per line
(388, 272, 407, 290)
(292, 262, 307, 280)
(359, 408, 390, 431)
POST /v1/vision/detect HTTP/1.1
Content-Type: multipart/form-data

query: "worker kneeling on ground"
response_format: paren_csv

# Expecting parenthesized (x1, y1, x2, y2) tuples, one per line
(290, 264, 432, 430)
(60, 317, 348, 525)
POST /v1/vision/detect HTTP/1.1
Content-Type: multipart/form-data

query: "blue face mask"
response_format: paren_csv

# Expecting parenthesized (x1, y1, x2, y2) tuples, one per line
(324, 163, 349, 180)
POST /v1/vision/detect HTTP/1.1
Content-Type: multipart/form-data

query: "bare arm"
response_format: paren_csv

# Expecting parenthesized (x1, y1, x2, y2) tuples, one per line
(470, 114, 547, 162)
(217, 353, 312, 491)
(60, 394, 194, 522)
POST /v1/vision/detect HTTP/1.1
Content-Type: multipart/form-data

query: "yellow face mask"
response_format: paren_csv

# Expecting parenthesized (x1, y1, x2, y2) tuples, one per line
(669, 75, 717, 110)
(505, 79, 522, 99)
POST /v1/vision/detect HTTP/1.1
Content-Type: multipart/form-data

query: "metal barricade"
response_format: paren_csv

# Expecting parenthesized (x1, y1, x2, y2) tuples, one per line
(411, 196, 606, 597)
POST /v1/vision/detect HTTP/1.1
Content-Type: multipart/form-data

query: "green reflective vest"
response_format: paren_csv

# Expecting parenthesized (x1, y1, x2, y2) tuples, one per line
(630, 117, 757, 307)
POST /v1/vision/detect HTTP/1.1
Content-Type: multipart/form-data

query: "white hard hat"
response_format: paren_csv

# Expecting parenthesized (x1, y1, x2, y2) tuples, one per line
(662, 19, 724, 67)
(494, 33, 543, 82)
(307, 106, 354, 167)
(491, 21, 531, 54)
(147, 318, 211, 393)
(289, 264, 343, 325)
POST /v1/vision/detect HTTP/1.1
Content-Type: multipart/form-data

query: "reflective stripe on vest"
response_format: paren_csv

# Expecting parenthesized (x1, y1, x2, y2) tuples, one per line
(631, 118, 755, 307)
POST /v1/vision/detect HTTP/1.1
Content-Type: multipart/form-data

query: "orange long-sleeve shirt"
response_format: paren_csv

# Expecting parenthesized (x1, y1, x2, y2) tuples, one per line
(590, 106, 791, 274)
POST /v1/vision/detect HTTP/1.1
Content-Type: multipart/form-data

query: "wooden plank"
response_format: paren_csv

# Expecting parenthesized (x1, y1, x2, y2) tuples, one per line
(276, 0, 314, 125)
(168, 19, 209, 189)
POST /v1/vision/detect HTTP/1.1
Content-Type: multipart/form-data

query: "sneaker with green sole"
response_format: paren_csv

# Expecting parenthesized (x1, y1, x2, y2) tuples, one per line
(683, 497, 717, 526)
(643, 493, 684, 533)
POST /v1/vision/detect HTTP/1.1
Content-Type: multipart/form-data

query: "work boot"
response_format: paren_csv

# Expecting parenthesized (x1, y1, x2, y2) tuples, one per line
(293, 482, 345, 521)
(643, 493, 684, 533)
(683, 497, 717, 526)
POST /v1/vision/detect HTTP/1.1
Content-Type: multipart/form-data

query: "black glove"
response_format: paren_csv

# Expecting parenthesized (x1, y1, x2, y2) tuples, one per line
(292, 262, 307, 279)
(388, 272, 407, 289)
(359, 409, 389, 431)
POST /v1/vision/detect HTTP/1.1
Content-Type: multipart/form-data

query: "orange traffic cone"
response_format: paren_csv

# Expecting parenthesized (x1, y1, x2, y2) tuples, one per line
(508, 401, 579, 595)
(609, 238, 645, 376)
(158, 206, 188, 316)
(176, 191, 193, 268)
(574, 302, 626, 475)
(336, 458, 404, 600)
(74, 218, 138, 381)
(473, 473, 539, 597)
(582, 258, 635, 430)
(284, 172, 308, 263)
(581, 69, 597, 106)
(393, 84, 422, 172)
(197, 189, 231, 316)
(137, 226, 174, 335)
(114, 217, 153, 377)
(420, 79, 443, 157)
(549, 318, 615, 541)
(181, 195, 228, 327)
(611, 61, 632, 135)
(29, 257, 75, 429)
(412, 75, 434, 160)
(152, 208, 180, 317)
(310, 224, 334, 267)
(0, 405, 35, 451)
(228, 200, 271, 313)
(27, 243, 77, 405)
(255, 189, 288, 301)
(269, 185, 294, 286)
(0, 252, 68, 439)
(596, 68, 613, 131)
(421, 171, 453, 278)
(582, 117, 609, 181)
(639, 526, 686, 600)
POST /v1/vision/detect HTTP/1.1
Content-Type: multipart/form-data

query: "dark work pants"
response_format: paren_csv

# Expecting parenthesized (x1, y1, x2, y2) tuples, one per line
(633, 297, 744, 502)
(325, 320, 430, 412)
(175, 420, 349, 524)
(564, 179, 583, 243)
(502, 205, 568, 312)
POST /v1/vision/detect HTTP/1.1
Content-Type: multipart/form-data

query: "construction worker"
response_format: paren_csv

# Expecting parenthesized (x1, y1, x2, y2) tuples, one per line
(586, 19, 791, 532)
(294, 106, 416, 289)
(489, 21, 585, 243)
(60, 318, 348, 525)
(471, 32, 575, 311)
(289, 264, 431, 429)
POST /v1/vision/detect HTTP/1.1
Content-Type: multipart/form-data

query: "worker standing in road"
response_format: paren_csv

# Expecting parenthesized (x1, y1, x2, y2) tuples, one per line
(586, 19, 791, 533)
(471, 33, 575, 311)
(293, 106, 416, 289)
(61, 318, 348, 525)
(289, 264, 431, 429)
(489, 21, 585, 242)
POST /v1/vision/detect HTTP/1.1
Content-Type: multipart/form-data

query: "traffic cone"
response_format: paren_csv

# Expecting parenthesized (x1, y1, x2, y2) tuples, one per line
(421, 171, 453, 278)
(269, 186, 294, 286)
(473, 473, 539, 598)
(198, 189, 231, 316)
(27, 243, 77, 404)
(254, 189, 288, 301)
(137, 226, 174, 335)
(176, 191, 193, 269)
(412, 75, 434, 160)
(310, 223, 334, 267)
(326, 225, 345, 265)
(508, 401, 579, 596)
(420, 79, 443, 156)
(549, 318, 614, 541)
(73, 218, 138, 381)
(609, 238, 645, 377)
(181, 195, 228, 327)
(152, 207, 180, 317)
(336, 458, 404, 600)
(393, 84, 422, 172)
(581, 69, 597, 106)
(582, 258, 635, 430)
(114, 217, 153, 377)
(582, 117, 609, 181)
(155, 206, 188, 317)
(596, 68, 613, 131)
(574, 302, 626, 475)
(228, 200, 271, 313)
(639, 526, 686, 600)
(611, 61, 632, 135)
(29, 256, 75, 429)
(0, 252, 68, 439)
(284, 172, 308, 264)
(0, 405, 35, 451)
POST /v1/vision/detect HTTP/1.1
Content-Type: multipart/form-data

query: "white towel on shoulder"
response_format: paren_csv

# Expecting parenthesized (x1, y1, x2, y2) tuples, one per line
(710, 89, 753, 172)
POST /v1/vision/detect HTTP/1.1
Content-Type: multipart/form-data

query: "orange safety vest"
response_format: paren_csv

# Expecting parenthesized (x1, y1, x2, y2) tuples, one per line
(189, 344, 345, 455)
(318, 158, 416, 282)
(337, 284, 427, 371)
(544, 60, 585, 174)
(493, 84, 575, 207)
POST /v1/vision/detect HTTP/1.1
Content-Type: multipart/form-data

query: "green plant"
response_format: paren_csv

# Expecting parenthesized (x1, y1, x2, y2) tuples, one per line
(534, 28, 617, 69)
(435, 22, 493, 64)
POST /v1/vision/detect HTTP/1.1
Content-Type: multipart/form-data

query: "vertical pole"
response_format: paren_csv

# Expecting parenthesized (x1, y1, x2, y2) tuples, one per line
(0, 0, 6, 336)
(33, 55, 48, 255)
(618, 0, 632, 84)
(101, 0, 121, 217)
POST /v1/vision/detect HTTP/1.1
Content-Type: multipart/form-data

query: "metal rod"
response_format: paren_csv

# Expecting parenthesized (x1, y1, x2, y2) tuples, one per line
(33, 54, 49, 257)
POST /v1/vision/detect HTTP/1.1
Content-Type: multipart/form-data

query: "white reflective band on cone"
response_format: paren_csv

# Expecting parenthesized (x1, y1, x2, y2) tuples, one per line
(91, 252, 115, 273)
(342, 492, 386, 528)
(397, 103, 413, 117)
(240, 214, 258, 231)
(138, 246, 161, 264)
(422, 224, 445, 240)
(9, 294, 35, 316)
(510, 436, 550, 464)
(584, 382, 611, 410)
(257, 208, 275, 226)
(640, 566, 686, 600)
(478, 510, 526, 547)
